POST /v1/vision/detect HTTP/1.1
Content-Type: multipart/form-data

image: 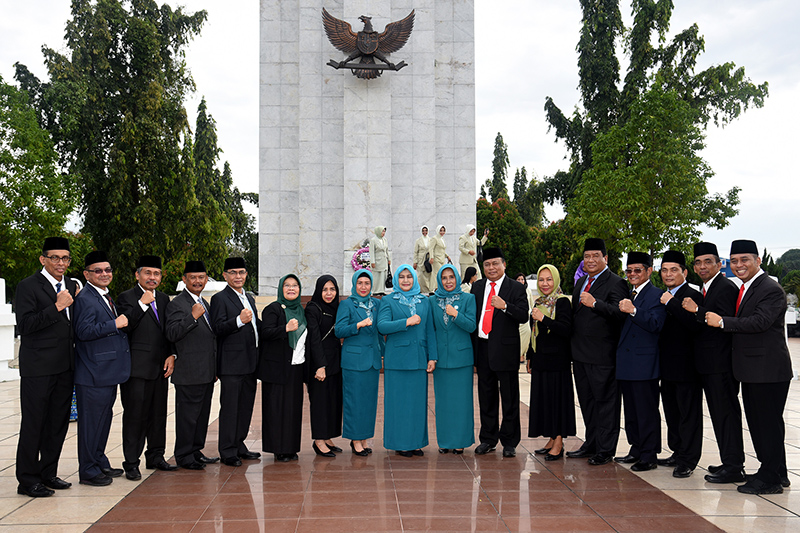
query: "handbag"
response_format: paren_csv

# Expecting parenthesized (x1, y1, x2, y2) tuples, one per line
(423, 253, 432, 273)
(476, 244, 484, 265)
(385, 266, 393, 289)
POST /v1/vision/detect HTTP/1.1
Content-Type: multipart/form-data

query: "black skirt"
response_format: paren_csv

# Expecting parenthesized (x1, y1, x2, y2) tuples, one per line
(262, 364, 304, 454)
(528, 369, 577, 438)
(307, 370, 343, 440)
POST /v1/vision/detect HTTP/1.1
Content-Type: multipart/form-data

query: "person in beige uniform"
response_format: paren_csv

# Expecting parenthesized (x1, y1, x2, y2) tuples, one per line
(459, 225, 488, 280)
(413, 226, 432, 293)
(429, 225, 451, 292)
(369, 226, 390, 296)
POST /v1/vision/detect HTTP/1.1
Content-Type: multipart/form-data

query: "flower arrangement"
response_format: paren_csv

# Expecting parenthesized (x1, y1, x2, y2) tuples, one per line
(351, 247, 371, 271)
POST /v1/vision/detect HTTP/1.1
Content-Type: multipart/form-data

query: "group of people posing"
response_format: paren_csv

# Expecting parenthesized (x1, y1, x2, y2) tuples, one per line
(14, 232, 793, 500)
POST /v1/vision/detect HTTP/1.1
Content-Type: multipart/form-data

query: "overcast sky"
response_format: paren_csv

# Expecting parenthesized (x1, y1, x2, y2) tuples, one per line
(2, 1, 797, 257)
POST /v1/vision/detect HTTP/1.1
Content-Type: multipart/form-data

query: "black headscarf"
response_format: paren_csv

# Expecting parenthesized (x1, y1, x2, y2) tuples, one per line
(308, 274, 340, 316)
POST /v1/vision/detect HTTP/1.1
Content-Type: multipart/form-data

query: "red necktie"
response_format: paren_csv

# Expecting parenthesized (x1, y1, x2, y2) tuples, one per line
(584, 276, 595, 292)
(482, 282, 496, 335)
(735, 284, 745, 315)
(702, 287, 706, 297)
(104, 293, 117, 317)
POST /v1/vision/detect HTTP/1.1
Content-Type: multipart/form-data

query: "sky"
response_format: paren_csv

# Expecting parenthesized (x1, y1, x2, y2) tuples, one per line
(2, 0, 798, 258)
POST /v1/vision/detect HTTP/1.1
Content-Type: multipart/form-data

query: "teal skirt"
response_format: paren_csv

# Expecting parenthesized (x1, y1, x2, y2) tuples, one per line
(342, 368, 379, 440)
(384, 369, 428, 451)
(433, 366, 475, 449)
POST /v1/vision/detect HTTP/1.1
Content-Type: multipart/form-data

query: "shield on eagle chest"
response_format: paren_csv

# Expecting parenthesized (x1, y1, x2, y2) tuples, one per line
(357, 32, 379, 54)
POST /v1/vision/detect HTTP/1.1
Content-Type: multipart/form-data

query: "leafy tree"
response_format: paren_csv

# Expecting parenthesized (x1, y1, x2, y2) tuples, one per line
(570, 86, 739, 256)
(542, 0, 768, 208)
(0, 75, 78, 295)
(781, 270, 800, 299)
(483, 132, 509, 202)
(777, 249, 800, 277)
(761, 248, 783, 280)
(531, 219, 581, 293)
(476, 198, 536, 276)
(512, 166, 546, 229)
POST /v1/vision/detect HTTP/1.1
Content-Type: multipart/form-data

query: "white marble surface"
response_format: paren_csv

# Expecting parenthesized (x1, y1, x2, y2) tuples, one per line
(260, 0, 476, 295)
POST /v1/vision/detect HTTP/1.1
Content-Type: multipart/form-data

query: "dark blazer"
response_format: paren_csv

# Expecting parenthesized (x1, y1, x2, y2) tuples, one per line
(616, 282, 666, 381)
(258, 301, 302, 384)
(305, 301, 342, 376)
(659, 283, 703, 382)
(334, 298, 384, 372)
(210, 286, 260, 376)
(693, 273, 737, 374)
(165, 290, 216, 385)
(73, 286, 131, 387)
(14, 272, 79, 377)
(571, 269, 629, 366)
(471, 275, 529, 372)
(116, 285, 173, 380)
(723, 273, 793, 383)
(527, 297, 572, 372)
(429, 293, 477, 369)
(377, 295, 438, 370)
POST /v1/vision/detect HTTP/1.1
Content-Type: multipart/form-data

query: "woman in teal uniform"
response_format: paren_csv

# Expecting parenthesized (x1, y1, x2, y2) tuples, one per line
(377, 265, 438, 456)
(430, 265, 476, 454)
(334, 269, 384, 456)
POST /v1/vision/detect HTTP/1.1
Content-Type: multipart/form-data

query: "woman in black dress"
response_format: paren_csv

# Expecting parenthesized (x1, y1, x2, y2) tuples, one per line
(259, 274, 306, 462)
(526, 264, 576, 461)
(305, 275, 344, 457)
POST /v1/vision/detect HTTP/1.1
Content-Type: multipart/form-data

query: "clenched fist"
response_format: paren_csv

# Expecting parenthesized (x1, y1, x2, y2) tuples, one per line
(139, 290, 155, 305)
(191, 302, 206, 320)
(115, 314, 128, 329)
(55, 290, 73, 311)
(240, 309, 253, 324)
(286, 318, 299, 332)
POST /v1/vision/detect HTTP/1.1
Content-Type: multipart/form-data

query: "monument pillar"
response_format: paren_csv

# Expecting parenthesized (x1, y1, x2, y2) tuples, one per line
(259, 0, 476, 294)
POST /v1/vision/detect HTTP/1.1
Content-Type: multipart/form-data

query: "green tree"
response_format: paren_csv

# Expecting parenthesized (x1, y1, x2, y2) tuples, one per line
(570, 86, 739, 256)
(762, 248, 783, 280)
(542, 0, 767, 208)
(475, 198, 536, 276)
(0, 75, 78, 295)
(777, 249, 800, 277)
(531, 219, 581, 293)
(512, 166, 546, 229)
(781, 270, 800, 299)
(484, 132, 509, 202)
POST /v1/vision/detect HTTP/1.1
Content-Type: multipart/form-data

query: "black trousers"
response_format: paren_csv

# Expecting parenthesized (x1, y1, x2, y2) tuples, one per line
(174, 382, 214, 466)
(15, 370, 73, 487)
(701, 371, 744, 468)
(741, 381, 790, 485)
(75, 383, 116, 480)
(619, 379, 661, 463)
(660, 379, 703, 468)
(218, 373, 257, 460)
(307, 370, 343, 440)
(121, 376, 169, 469)
(572, 361, 620, 456)
(475, 339, 520, 448)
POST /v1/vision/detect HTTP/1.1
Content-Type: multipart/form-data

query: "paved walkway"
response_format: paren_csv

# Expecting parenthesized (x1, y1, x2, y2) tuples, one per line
(0, 339, 798, 531)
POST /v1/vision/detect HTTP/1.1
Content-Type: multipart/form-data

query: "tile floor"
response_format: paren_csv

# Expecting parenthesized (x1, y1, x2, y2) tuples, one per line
(0, 339, 797, 532)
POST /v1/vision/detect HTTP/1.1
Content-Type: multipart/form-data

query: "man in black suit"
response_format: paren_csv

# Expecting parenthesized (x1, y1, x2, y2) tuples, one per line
(116, 255, 178, 480)
(567, 238, 628, 466)
(471, 248, 529, 457)
(165, 261, 218, 470)
(681, 242, 745, 484)
(210, 257, 261, 467)
(657, 250, 704, 478)
(73, 251, 131, 487)
(14, 237, 79, 497)
(706, 240, 794, 494)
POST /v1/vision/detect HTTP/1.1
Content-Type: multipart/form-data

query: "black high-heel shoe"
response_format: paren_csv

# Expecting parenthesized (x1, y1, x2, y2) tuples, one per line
(327, 443, 343, 453)
(313, 442, 335, 457)
(350, 440, 369, 457)
(534, 447, 552, 455)
(545, 448, 564, 461)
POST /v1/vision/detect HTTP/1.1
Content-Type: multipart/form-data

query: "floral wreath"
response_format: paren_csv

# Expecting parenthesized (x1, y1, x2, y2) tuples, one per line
(351, 247, 371, 271)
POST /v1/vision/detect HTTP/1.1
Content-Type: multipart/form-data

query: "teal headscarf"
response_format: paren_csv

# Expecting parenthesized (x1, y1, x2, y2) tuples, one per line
(277, 274, 306, 349)
(349, 269, 375, 318)
(434, 264, 463, 325)
(392, 264, 425, 314)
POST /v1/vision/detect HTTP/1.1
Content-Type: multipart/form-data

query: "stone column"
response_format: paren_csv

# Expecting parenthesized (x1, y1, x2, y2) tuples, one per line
(0, 278, 20, 381)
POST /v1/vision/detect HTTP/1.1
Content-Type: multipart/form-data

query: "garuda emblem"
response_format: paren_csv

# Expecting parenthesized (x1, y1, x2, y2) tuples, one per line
(322, 8, 415, 80)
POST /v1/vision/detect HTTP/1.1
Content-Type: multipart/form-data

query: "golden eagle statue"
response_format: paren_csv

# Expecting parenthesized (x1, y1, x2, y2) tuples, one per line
(322, 8, 415, 79)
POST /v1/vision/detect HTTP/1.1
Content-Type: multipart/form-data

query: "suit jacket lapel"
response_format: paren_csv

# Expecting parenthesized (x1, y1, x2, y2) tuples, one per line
(738, 274, 764, 315)
(90, 285, 116, 320)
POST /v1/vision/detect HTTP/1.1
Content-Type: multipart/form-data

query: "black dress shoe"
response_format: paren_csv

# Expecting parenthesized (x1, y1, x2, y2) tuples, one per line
(395, 450, 413, 458)
(745, 473, 791, 488)
(704, 466, 745, 483)
(181, 461, 205, 470)
(588, 454, 613, 466)
(534, 447, 552, 455)
(738, 478, 783, 495)
(566, 448, 593, 459)
(502, 446, 516, 458)
(545, 449, 564, 461)
(631, 461, 657, 472)
(453, 449, 464, 455)
(101, 467, 124, 478)
(474, 443, 496, 455)
(328, 444, 343, 453)
(275, 454, 292, 462)
(657, 456, 677, 467)
(614, 454, 638, 464)
(147, 460, 178, 471)
(365, 447, 373, 454)
(197, 455, 220, 464)
(673, 465, 693, 478)
(17, 483, 55, 497)
(222, 457, 242, 467)
(313, 442, 335, 458)
(439, 448, 450, 454)
(707, 464, 722, 474)
(80, 473, 113, 486)
(412, 449, 424, 456)
(238, 451, 262, 460)
(125, 467, 141, 480)
(42, 477, 71, 490)
(350, 440, 369, 456)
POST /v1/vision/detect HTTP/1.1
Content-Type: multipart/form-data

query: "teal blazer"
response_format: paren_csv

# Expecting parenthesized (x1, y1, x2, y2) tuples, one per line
(335, 298, 384, 371)
(429, 293, 476, 369)
(377, 296, 438, 370)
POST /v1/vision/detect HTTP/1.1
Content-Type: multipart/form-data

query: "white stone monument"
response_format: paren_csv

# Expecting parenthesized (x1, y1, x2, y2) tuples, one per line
(0, 278, 20, 381)
(259, 0, 476, 294)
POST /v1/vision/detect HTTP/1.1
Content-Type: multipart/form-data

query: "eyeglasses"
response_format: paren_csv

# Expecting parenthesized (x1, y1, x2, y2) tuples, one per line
(625, 267, 645, 275)
(44, 255, 71, 264)
(86, 267, 114, 275)
(284, 284, 299, 289)
(225, 270, 247, 276)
